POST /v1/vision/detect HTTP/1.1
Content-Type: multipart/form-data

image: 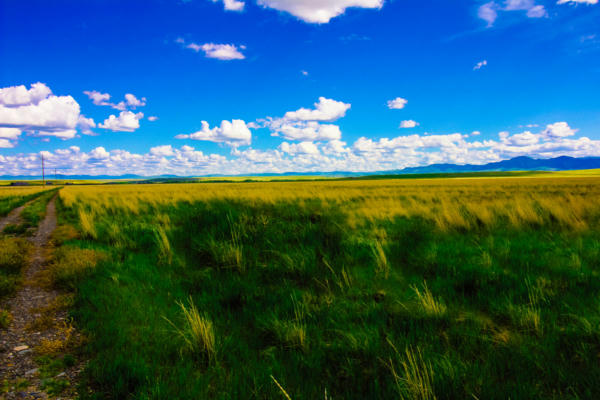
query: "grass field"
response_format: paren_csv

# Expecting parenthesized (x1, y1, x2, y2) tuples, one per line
(0, 186, 51, 217)
(47, 175, 600, 399)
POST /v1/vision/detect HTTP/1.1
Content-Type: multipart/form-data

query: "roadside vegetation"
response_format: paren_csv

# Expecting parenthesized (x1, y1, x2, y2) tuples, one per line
(0, 189, 57, 330)
(3, 189, 59, 235)
(0, 187, 49, 218)
(53, 177, 600, 399)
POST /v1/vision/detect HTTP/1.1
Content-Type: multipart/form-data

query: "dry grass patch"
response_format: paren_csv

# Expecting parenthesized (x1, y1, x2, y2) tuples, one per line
(0, 237, 30, 274)
(35, 321, 76, 356)
(50, 247, 105, 290)
(51, 224, 79, 246)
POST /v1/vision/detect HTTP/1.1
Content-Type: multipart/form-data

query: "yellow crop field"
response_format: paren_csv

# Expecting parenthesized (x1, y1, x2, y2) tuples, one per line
(0, 186, 48, 198)
(60, 176, 600, 231)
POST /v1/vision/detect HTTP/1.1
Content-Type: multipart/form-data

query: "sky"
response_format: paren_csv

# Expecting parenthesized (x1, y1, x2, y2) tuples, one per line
(0, 0, 599, 176)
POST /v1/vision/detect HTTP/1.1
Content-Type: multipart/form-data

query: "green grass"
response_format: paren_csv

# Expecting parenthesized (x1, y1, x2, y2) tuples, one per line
(55, 197, 600, 399)
(0, 189, 50, 218)
(21, 189, 58, 226)
(0, 237, 30, 300)
(2, 189, 58, 235)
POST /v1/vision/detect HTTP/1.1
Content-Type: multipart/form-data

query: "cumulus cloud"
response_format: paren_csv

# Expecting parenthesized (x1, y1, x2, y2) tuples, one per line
(271, 121, 342, 141)
(124, 94, 146, 108)
(0, 83, 85, 139)
(175, 119, 252, 147)
(261, 97, 350, 142)
(2, 122, 600, 177)
(0, 83, 52, 107)
(474, 60, 488, 70)
(90, 146, 110, 159)
(479, 2, 499, 26)
(280, 141, 320, 155)
(84, 90, 146, 111)
(387, 97, 408, 110)
(257, 0, 384, 23)
(148, 116, 159, 122)
(322, 139, 349, 154)
(0, 139, 14, 148)
(83, 90, 111, 107)
(212, 0, 245, 11)
(399, 120, 419, 128)
(150, 145, 175, 157)
(283, 97, 351, 122)
(179, 38, 245, 60)
(526, 5, 547, 17)
(481, 0, 547, 26)
(0, 128, 22, 140)
(557, 0, 598, 4)
(541, 121, 577, 138)
(99, 111, 144, 132)
(77, 115, 97, 135)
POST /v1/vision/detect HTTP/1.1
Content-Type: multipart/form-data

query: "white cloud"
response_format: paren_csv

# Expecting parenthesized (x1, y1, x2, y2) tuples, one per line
(301, 70, 309, 76)
(182, 40, 246, 60)
(257, 0, 384, 23)
(280, 141, 320, 155)
(260, 97, 350, 142)
(399, 120, 419, 128)
(504, 0, 548, 17)
(503, 130, 540, 146)
(387, 97, 408, 110)
(90, 147, 110, 159)
(474, 60, 488, 70)
(175, 119, 252, 147)
(83, 90, 111, 106)
(124, 94, 146, 108)
(84, 90, 146, 111)
(505, 0, 535, 10)
(0, 139, 14, 148)
(2, 122, 600, 177)
(150, 145, 175, 157)
(0, 83, 81, 139)
(271, 121, 342, 141)
(148, 116, 159, 122)
(482, 0, 547, 25)
(322, 139, 349, 154)
(283, 97, 351, 122)
(212, 0, 245, 11)
(541, 121, 576, 138)
(0, 83, 52, 107)
(479, 2, 498, 26)
(557, 0, 598, 4)
(526, 5, 547, 17)
(471, 131, 481, 136)
(99, 111, 144, 132)
(77, 115, 96, 135)
(0, 128, 22, 140)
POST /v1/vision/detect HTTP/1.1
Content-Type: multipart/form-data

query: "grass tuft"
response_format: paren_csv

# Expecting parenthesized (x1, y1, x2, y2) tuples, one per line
(411, 281, 447, 317)
(166, 297, 217, 363)
(386, 341, 437, 400)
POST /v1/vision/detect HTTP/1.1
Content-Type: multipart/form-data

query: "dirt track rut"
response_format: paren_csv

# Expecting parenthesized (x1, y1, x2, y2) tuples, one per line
(0, 196, 82, 399)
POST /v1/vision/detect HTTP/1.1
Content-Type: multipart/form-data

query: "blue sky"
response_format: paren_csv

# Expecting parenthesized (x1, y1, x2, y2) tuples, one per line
(0, 0, 599, 176)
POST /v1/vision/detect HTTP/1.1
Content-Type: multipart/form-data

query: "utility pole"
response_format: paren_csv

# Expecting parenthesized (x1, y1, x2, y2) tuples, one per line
(41, 153, 45, 186)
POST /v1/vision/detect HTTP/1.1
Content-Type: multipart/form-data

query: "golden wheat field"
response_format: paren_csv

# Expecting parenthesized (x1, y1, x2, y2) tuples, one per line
(60, 176, 600, 231)
(0, 186, 48, 198)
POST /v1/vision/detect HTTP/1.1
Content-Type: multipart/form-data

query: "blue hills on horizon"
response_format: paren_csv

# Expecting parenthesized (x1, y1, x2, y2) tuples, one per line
(1, 155, 600, 180)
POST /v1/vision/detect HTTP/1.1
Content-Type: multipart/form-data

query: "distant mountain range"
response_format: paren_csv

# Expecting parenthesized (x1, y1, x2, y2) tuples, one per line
(1, 156, 600, 180)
